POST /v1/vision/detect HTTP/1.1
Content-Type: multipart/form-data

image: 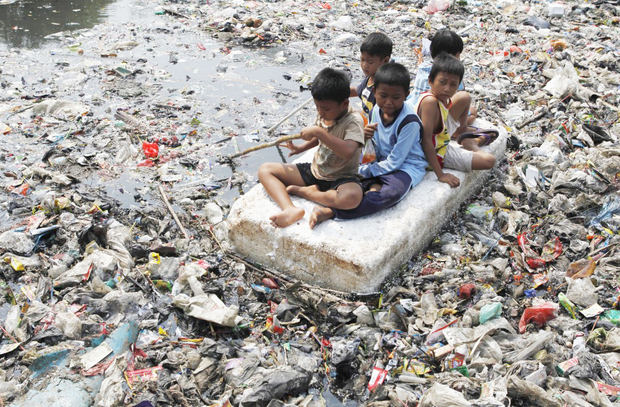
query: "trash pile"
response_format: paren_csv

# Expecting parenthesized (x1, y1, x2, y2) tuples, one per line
(0, 0, 619, 405)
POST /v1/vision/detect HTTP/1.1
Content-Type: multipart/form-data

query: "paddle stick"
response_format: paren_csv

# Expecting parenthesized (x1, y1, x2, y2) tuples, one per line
(266, 97, 313, 135)
(229, 133, 303, 158)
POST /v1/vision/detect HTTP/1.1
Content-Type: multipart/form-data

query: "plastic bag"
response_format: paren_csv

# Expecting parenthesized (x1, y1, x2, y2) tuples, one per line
(517, 232, 562, 269)
(425, 0, 450, 14)
(361, 139, 376, 164)
(518, 302, 558, 333)
(479, 302, 502, 324)
(141, 141, 159, 158)
(566, 278, 598, 307)
(419, 383, 471, 407)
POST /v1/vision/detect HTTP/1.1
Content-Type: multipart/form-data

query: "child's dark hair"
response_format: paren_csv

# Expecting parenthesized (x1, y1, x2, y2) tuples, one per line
(374, 62, 410, 93)
(429, 53, 464, 82)
(360, 32, 393, 58)
(430, 29, 463, 59)
(311, 68, 350, 103)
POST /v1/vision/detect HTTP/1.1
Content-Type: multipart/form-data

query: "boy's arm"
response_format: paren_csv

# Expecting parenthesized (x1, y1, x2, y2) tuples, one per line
(282, 138, 319, 156)
(418, 98, 460, 188)
(350, 86, 358, 97)
(301, 126, 360, 160)
(359, 120, 419, 178)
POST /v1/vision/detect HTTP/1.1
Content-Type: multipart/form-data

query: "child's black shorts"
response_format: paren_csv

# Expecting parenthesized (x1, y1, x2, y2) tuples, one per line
(296, 163, 361, 192)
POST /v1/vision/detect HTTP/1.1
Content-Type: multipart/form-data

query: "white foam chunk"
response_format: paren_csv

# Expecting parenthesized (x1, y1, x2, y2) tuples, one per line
(226, 120, 507, 292)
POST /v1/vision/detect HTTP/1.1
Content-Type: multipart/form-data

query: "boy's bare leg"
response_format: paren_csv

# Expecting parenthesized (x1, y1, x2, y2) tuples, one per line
(467, 104, 478, 126)
(460, 137, 481, 152)
(309, 206, 334, 229)
(287, 182, 363, 211)
(287, 184, 319, 196)
(367, 183, 382, 193)
(449, 91, 471, 139)
(258, 162, 306, 228)
(471, 151, 496, 170)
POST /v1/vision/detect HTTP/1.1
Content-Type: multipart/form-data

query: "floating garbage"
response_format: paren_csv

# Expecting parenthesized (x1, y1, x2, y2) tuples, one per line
(0, 0, 618, 404)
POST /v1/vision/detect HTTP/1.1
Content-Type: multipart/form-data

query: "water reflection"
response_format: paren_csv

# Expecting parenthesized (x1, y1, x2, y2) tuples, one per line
(0, 0, 115, 49)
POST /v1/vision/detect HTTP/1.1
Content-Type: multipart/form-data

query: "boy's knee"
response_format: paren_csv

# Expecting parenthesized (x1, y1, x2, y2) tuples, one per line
(383, 188, 403, 205)
(453, 91, 471, 105)
(258, 162, 275, 178)
(337, 185, 363, 209)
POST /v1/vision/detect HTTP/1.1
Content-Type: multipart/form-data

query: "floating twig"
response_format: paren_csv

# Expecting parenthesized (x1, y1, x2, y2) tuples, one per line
(158, 184, 190, 239)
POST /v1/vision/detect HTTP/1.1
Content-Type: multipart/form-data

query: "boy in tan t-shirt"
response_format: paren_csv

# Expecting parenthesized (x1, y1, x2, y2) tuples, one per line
(258, 68, 365, 228)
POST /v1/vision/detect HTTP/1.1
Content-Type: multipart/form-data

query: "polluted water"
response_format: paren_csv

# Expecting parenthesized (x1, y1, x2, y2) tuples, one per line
(0, 0, 619, 405)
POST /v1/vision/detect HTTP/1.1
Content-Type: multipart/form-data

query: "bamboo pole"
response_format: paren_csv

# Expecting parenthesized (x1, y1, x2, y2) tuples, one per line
(229, 133, 303, 159)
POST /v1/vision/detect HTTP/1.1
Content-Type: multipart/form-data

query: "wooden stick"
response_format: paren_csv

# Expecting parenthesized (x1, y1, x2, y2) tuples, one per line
(229, 133, 303, 159)
(516, 107, 548, 130)
(158, 184, 190, 239)
(266, 98, 313, 135)
(0, 324, 25, 351)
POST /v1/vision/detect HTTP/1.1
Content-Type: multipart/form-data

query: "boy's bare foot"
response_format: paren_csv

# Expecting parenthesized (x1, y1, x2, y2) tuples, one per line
(285, 184, 300, 195)
(286, 184, 318, 198)
(269, 207, 305, 228)
(309, 206, 334, 229)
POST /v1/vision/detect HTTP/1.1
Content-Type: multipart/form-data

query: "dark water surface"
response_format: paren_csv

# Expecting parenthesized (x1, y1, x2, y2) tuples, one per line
(0, 0, 145, 49)
(0, 0, 320, 217)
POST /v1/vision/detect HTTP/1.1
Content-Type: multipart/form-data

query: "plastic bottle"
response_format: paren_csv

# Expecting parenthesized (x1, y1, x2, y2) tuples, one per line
(572, 333, 586, 356)
(479, 302, 502, 324)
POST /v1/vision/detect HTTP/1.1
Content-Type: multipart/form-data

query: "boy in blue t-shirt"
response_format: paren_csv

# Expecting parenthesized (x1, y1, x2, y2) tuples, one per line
(350, 32, 393, 124)
(294, 62, 427, 227)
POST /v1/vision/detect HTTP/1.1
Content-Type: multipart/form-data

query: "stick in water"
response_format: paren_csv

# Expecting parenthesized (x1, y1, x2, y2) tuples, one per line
(230, 133, 303, 158)
(158, 184, 190, 239)
(266, 98, 314, 135)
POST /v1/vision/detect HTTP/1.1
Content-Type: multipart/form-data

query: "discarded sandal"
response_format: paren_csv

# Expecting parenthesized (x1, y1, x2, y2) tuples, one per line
(457, 129, 499, 146)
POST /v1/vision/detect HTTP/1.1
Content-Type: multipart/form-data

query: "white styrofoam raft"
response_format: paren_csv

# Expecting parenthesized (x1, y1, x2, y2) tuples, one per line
(226, 121, 507, 292)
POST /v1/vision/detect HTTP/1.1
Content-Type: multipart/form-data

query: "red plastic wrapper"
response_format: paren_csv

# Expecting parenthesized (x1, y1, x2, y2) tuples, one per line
(517, 232, 562, 269)
(262, 277, 279, 289)
(368, 364, 388, 391)
(142, 141, 159, 158)
(596, 382, 620, 396)
(137, 159, 155, 167)
(518, 302, 558, 333)
(457, 283, 476, 299)
(125, 366, 163, 387)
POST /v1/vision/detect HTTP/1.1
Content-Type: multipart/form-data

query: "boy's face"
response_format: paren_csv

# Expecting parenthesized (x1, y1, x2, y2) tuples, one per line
(375, 83, 408, 117)
(361, 52, 390, 79)
(314, 99, 349, 121)
(428, 72, 461, 102)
